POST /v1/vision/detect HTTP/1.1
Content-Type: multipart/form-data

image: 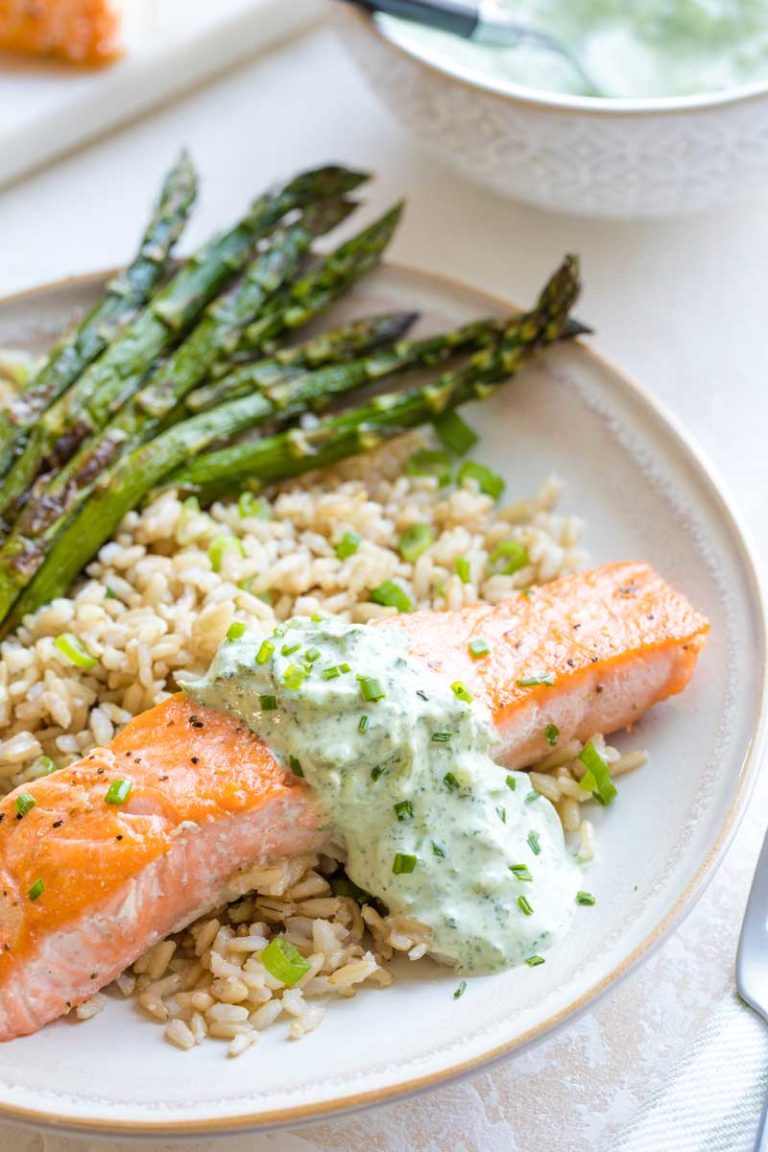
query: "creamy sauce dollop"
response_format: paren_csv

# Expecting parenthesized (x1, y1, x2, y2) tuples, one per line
(187, 617, 580, 974)
(382, 1, 768, 100)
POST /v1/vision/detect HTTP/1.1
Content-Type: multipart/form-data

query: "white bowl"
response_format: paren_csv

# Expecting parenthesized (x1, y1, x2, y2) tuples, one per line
(334, 7, 768, 219)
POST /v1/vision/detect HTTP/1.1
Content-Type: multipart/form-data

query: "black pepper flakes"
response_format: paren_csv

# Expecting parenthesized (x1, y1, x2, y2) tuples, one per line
(191, 757, 199, 765)
(52, 820, 63, 829)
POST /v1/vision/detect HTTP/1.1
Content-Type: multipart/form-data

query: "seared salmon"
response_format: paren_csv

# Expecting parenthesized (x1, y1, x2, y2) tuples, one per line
(0, 561, 708, 1039)
(0, 0, 127, 64)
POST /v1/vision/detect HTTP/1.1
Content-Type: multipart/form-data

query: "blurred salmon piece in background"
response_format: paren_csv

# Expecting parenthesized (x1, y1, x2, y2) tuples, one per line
(0, 0, 132, 64)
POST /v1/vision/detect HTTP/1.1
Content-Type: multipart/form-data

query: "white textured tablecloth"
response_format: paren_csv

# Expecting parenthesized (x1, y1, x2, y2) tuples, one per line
(2, 17, 768, 1152)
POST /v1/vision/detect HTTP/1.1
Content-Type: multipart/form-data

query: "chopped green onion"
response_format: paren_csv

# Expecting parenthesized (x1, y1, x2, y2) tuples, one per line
(28, 878, 44, 902)
(289, 755, 304, 778)
(359, 676, 386, 703)
(516, 673, 556, 687)
(525, 955, 545, 967)
(453, 979, 468, 1000)
(505, 774, 517, 791)
(305, 647, 321, 663)
(371, 765, 385, 781)
(496, 806, 507, 823)
(282, 665, 306, 691)
(338, 663, 351, 674)
(431, 732, 452, 744)
(457, 460, 505, 501)
(394, 800, 414, 822)
(208, 535, 245, 573)
(15, 792, 35, 816)
(358, 714, 370, 734)
(578, 740, 617, 806)
(238, 492, 271, 519)
(443, 772, 461, 793)
(398, 523, 435, 564)
(255, 639, 275, 665)
(517, 895, 534, 916)
(435, 411, 478, 456)
(509, 864, 533, 882)
(259, 694, 278, 712)
(334, 531, 361, 560)
(36, 755, 58, 776)
(488, 539, 529, 575)
(455, 556, 471, 584)
(330, 875, 371, 903)
(432, 841, 446, 858)
(322, 665, 342, 681)
(544, 723, 560, 747)
(260, 936, 310, 986)
(226, 621, 247, 642)
(468, 637, 490, 660)
(370, 580, 413, 613)
(576, 891, 596, 906)
(105, 587, 117, 600)
(406, 449, 453, 487)
(451, 681, 473, 704)
(392, 852, 417, 875)
(281, 641, 301, 657)
(53, 633, 97, 670)
(525, 790, 541, 804)
(527, 830, 541, 856)
(105, 778, 133, 806)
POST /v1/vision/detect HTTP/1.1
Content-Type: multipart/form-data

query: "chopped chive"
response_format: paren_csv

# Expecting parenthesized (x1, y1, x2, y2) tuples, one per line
(255, 639, 275, 665)
(15, 792, 35, 816)
(370, 580, 414, 613)
(496, 806, 507, 823)
(488, 539, 529, 576)
(509, 864, 533, 882)
(451, 681, 473, 704)
(310, 613, 324, 623)
(28, 878, 44, 902)
(435, 410, 478, 456)
(516, 673, 556, 687)
(334, 530, 361, 560)
(525, 790, 541, 804)
(576, 891, 596, 906)
(261, 936, 310, 986)
(226, 621, 246, 642)
(392, 852, 417, 875)
(322, 665, 342, 681)
(105, 587, 117, 599)
(505, 774, 517, 791)
(371, 765, 385, 781)
(36, 755, 58, 776)
(105, 778, 133, 806)
(525, 955, 545, 967)
(282, 665, 306, 691)
(305, 646, 321, 663)
(208, 534, 245, 573)
(527, 830, 541, 855)
(272, 624, 287, 637)
(432, 841, 446, 858)
(517, 895, 534, 916)
(406, 449, 452, 486)
(394, 799, 414, 822)
(359, 676, 386, 703)
(329, 874, 371, 903)
(338, 663, 351, 674)
(455, 556, 471, 584)
(259, 694, 278, 712)
(238, 492, 271, 519)
(443, 772, 461, 793)
(281, 641, 301, 657)
(578, 740, 617, 806)
(431, 732, 452, 744)
(468, 637, 490, 660)
(53, 632, 97, 670)
(398, 523, 435, 564)
(453, 979, 468, 1000)
(544, 723, 560, 747)
(457, 460, 505, 501)
(289, 755, 304, 778)
(358, 714, 370, 734)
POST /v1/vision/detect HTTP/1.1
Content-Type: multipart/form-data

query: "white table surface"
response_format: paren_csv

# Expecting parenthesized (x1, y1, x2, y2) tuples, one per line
(1, 18, 768, 1152)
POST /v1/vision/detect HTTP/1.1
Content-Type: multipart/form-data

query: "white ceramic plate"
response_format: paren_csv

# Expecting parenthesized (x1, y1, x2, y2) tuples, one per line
(0, 265, 763, 1139)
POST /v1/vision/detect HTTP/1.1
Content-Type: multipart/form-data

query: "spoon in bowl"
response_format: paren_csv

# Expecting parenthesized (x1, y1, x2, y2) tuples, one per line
(338, 0, 604, 96)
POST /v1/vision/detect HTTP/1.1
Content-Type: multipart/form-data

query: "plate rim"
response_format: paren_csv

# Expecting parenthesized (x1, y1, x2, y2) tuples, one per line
(0, 262, 765, 1139)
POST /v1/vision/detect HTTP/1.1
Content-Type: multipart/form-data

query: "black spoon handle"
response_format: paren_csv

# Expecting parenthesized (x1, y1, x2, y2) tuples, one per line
(338, 0, 480, 40)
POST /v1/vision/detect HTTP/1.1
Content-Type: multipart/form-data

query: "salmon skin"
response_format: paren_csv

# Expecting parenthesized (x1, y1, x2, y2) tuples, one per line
(0, 561, 707, 1040)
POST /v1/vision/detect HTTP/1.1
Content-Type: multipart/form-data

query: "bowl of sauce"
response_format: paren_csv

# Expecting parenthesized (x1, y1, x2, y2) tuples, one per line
(334, 1, 768, 217)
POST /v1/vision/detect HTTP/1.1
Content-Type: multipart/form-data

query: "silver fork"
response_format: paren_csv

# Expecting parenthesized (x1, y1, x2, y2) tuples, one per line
(737, 823, 768, 1150)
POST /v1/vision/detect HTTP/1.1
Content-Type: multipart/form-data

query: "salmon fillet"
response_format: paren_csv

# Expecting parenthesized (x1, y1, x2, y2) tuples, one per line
(0, 561, 707, 1039)
(0, 0, 127, 64)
